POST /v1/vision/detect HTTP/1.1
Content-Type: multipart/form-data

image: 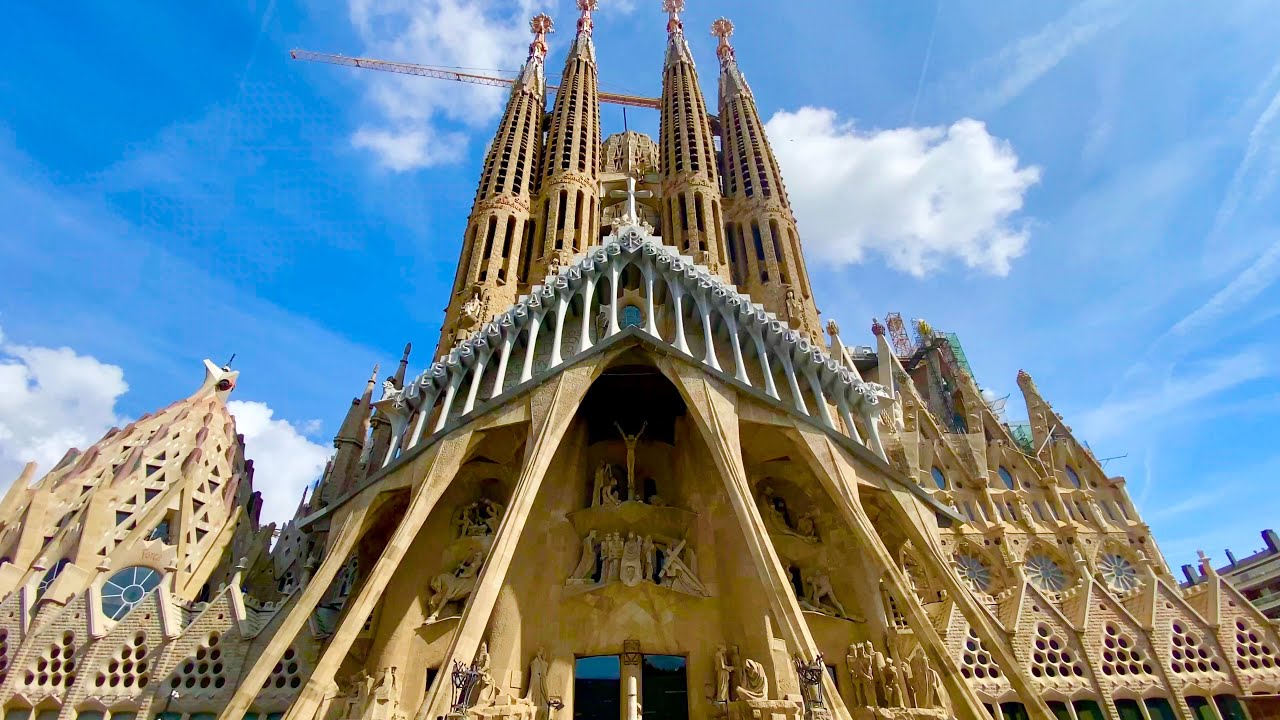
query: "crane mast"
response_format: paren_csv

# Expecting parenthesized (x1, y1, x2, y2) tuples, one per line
(290, 49, 661, 110)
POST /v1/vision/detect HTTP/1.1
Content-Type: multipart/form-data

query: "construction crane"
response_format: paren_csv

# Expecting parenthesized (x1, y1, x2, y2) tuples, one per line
(290, 49, 661, 110)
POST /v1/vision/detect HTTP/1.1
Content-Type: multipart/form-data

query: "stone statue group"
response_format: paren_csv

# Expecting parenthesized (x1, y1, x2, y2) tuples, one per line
(452, 498, 504, 538)
(846, 642, 943, 710)
(713, 646, 769, 704)
(568, 530, 706, 596)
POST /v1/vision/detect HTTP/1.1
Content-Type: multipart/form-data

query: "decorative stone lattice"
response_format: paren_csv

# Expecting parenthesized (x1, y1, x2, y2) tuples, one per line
(94, 631, 150, 690)
(1024, 554, 1067, 592)
(262, 646, 302, 691)
(1097, 553, 1140, 593)
(1100, 623, 1154, 678)
(960, 627, 1002, 680)
(0, 627, 9, 683)
(24, 630, 77, 689)
(1233, 617, 1277, 671)
(1030, 623, 1086, 680)
(954, 553, 992, 593)
(169, 631, 227, 691)
(1171, 621, 1223, 675)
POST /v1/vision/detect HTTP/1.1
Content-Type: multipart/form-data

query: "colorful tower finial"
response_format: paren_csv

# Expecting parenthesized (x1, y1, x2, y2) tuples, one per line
(711, 17, 735, 62)
(529, 13, 554, 60)
(663, 0, 685, 32)
(578, 0, 597, 33)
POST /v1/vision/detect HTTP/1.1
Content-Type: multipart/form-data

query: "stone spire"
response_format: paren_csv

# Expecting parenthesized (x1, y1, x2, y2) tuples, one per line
(366, 344, 413, 479)
(0, 359, 263, 604)
(436, 14, 552, 357)
(529, 0, 603, 280)
(325, 364, 378, 502)
(713, 17, 821, 341)
(658, 0, 730, 279)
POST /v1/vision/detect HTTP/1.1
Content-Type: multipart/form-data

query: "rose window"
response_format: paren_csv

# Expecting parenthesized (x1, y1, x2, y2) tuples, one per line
(102, 566, 163, 621)
(1024, 554, 1067, 592)
(955, 554, 992, 593)
(1098, 553, 1141, 592)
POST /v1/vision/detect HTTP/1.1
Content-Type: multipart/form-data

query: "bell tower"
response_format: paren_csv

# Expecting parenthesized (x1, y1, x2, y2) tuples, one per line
(527, 0, 603, 280)
(657, 0, 730, 280)
(713, 17, 821, 340)
(437, 14, 552, 357)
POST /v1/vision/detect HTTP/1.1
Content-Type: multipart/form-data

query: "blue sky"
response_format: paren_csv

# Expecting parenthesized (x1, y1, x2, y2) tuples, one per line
(2, 0, 1278, 566)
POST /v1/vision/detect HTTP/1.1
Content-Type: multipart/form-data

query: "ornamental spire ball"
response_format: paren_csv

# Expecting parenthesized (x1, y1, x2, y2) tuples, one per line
(711, 17, 735, 60)
(528, 13, 554, 59)
(662, 0, 686, 15)
(578, 0, 598, 12)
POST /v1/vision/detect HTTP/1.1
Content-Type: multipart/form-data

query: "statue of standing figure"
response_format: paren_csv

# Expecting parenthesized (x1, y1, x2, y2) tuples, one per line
(614, 421, 647, 501)
(846, 643, 874, 707)
(736, 658, 768, 702)
(714, 645, 735, 703)
(525, 648, 549, 708)
(908, 651, 942, 709)
(569, 531, 598, 583)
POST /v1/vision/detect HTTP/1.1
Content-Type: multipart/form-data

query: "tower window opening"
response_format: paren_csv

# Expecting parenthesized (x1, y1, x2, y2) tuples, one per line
(456, 225, 479, 294)
(574, 190, 585, 250)
(556, 190, 568, 249)
(520, 219, 535, 281)
(788, 228, 810, 297)
(539, 199, 550, 258)
(678, 195, 690, 241)
(694, 193, 706, 235)
(769, 220, 788, 284)
(751, 222, 768, 282)
(479, 216, 498, 283)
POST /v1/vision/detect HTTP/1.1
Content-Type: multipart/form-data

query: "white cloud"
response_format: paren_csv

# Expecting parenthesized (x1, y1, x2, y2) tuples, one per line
(352, 126, 466, 171)
(766, 108, 1041, 277)
(0, 328, 129, 487)
(346, 0, 540, 171)
(963, 0, 1133, 114)
(228, 400, 330, 529)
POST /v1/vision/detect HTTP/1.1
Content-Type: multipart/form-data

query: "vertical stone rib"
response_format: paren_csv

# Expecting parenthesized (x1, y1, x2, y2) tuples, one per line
(530, 0, 602, 282)
(436, 16, 552, 358)
(713, 17, 821, 341)
(658, 2, 729, 280)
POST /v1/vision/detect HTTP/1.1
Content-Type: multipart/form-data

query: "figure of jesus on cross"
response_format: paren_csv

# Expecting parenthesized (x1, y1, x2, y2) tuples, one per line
(614, 420, 647, 501)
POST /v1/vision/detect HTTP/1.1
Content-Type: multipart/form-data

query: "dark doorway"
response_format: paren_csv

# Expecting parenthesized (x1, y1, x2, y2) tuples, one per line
(641, 655, 688, 720)
(575, 656, 621, 720)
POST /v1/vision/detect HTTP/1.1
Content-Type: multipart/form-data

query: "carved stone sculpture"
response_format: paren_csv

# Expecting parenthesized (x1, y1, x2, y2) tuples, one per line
(525, 648, 549, 707)
(642, 536, 656, 581)
(475, 642, 495, 706)
(714, 645, 735, 703)
(846, 643, 874, 707)
(569, 531, 598, 583)
(880, 658, 902, 707)
(801, 571, 857, 620)
(659, 540, 706, 596)
(736, 658, 768, 702)
(426, 551, 483, 621)
(615, 421, 647, 501)
(603, 533, 623, 582)
(621, 533, 644, 587)
(907, 651, 940, 709)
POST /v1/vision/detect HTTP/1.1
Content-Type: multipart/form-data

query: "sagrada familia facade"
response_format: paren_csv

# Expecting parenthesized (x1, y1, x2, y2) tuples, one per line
(2, 4, 1277, 720)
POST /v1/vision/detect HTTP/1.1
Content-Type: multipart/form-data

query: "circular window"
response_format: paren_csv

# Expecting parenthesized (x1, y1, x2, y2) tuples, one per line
(1025, 554, 1068, 592)
(997, 466, 1015, 490)
(930, 467, 947, 490)
(1098, 553, 1141, 592)
(1065, 466, 1082, 488)
(102, 567, 163, 621)
(956, 554, 992, 592)
(621, 305, 644, 329)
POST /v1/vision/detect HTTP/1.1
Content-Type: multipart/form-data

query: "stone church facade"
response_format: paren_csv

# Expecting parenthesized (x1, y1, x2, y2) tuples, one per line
(1, 5, 1276, 720)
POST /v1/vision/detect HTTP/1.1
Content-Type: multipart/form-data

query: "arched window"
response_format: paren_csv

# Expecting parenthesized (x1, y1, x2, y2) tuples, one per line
(1065, 465, 1081, 488)
(621, 305, 643, 329)
(102, 566, 163, 621)
(37, 558, 70, 596)
(997, 466, 1015, 490)
(930, 467, 947, 490)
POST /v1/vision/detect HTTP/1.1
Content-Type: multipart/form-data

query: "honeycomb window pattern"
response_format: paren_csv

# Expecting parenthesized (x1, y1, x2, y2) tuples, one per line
(1030, 623, 1086, 680)
(1234, 617, 1278, 671)
(169, 631, 226, 692)
(0, 627, 8, 683)
(24, 630, 77, 689)
(1171, 621, 1223, 674)
(262, 646, 302, 691)
(1100, 624, 1154, 678)
(960, 627, 1002, 680)
(94, 631, 149, 690)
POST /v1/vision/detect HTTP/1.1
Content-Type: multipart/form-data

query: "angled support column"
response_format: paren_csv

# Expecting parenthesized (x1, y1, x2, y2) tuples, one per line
(281, 432, 476, 720)
(220, 498, 376, 720)
(668, 363, 851, 720)
(415, 363, 599, 720)
(791, 426, 1054, 720)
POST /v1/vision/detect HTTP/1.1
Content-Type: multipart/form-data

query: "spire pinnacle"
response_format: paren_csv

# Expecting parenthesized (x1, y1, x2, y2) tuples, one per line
(663, 0, 685, 33)
(711, 17, 735, 63)
(528, 13, 554, 61)
(577, 0, 597, 34)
